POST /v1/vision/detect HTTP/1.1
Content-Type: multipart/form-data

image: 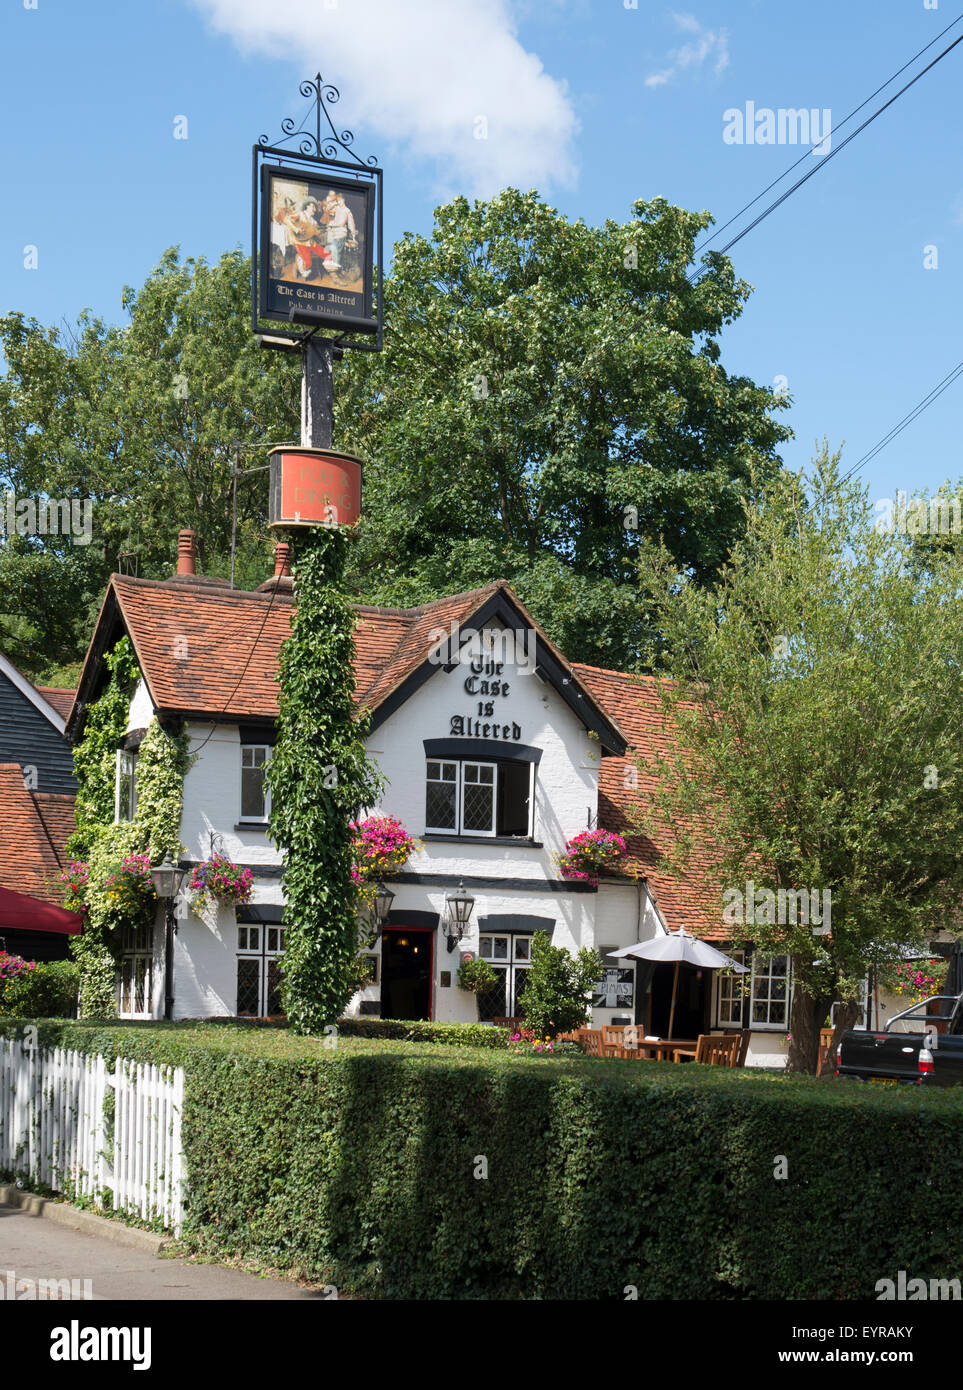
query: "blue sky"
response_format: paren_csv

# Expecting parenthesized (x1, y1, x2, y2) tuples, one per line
(2, 0, 961, 509)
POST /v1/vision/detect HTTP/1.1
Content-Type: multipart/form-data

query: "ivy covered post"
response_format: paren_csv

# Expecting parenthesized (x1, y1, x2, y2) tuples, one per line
(267, 526, 382, 1034)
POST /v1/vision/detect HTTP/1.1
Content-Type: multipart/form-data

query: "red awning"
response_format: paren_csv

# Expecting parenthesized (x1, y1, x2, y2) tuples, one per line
(0, 885, 83, 935)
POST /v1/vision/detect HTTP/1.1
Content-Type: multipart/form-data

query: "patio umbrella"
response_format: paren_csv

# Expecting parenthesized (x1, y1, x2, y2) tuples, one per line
(610, 926, 748, 1040)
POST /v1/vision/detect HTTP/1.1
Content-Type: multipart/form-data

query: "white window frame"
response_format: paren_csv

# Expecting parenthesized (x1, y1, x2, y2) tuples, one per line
(716, 950, 746, 1027)
(241, 744, 271, 823)
(236, 921, 287, 1017)
(460, 761, 497, 837)
(424, 759, 534, 839)
(425, 760, 459, 833)
(114, 748, 137, 823)
(749, 953, 792, 1030)
(478, 933, 533, 1017)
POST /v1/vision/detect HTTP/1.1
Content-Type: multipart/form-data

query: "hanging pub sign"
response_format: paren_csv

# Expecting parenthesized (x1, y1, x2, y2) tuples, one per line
(258, 165, 376, 334)
(251, 73, 383, 343)
(268, 447, 363, 530)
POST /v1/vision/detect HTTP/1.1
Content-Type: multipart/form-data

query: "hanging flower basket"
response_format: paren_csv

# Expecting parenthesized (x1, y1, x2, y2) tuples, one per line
(189, 855, 254, 914)
(557, 830, 628, 885)
(100, 851, 157, 929)
(350, 815, 419, 907)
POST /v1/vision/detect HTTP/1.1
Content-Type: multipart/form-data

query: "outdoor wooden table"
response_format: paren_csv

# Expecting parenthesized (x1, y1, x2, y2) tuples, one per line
(629, 1038, 698, 1061)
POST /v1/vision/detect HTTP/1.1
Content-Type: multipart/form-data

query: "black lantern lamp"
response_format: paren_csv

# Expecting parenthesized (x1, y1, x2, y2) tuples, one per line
(445, 881, 475, 954)
(151, 856, 187, 1022)
(369, 882, 395, 940)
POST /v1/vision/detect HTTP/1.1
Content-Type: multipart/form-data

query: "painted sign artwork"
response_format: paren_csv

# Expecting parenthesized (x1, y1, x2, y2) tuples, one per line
(259, 164, 375, 333)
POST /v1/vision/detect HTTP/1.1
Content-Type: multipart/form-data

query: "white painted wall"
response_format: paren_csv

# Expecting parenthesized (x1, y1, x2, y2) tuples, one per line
(126, 677, 155, 734)
(367, 650, 602, 881)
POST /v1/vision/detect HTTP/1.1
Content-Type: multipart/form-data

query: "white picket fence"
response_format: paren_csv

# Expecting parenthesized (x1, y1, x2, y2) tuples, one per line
(0, 1038, 185, 1233)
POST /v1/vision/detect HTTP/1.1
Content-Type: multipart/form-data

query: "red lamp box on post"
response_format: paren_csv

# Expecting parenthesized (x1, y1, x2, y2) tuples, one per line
(267, 446, 363, 529)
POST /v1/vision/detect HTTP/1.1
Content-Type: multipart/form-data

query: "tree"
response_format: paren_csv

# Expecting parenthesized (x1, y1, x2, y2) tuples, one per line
(338, 188, 791, 669)
(0, 248, 300, 680)
(520, 931, 603, 1038)
(634, 447, 963, 1073)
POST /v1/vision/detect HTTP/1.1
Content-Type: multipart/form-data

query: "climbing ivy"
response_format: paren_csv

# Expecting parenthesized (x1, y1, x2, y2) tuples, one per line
(68, 637, 139, 855)
(267, 527, 383, 1034)
(67, 638, 192, 1017)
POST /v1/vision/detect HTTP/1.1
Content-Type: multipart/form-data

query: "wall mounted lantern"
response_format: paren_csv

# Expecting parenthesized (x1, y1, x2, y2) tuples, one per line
(445, 881, 475, 954)
(150, 856, 187, 1021)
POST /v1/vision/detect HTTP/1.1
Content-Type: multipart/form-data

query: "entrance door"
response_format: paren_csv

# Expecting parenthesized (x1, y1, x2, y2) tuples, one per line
(648, 962, 708, 1038)
(380, 926, 433, 1020)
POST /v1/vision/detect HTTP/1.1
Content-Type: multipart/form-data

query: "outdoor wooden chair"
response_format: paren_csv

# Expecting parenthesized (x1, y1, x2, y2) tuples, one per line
(600, 1025, 626, 1057)
(672, 1033, 742, 1066)
(722, 1027, 751, 1067)
(580, 1028, 605, 1058)
(817, 1026, 835, 1076)
(492, 1016, 525, 1032)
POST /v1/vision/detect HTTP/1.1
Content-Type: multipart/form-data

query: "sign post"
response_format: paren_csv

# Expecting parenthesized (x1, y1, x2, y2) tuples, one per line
(252, 72, 383, 463)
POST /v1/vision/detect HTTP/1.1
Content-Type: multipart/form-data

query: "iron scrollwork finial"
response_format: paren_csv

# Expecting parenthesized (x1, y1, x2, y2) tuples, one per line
(258, 72, 379, 168)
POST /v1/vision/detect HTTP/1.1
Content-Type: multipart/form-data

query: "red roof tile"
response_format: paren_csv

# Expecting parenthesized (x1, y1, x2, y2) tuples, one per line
(36, 687, 76, 721)
(0, 766, 75, 906)
(573, 664, 728, 941)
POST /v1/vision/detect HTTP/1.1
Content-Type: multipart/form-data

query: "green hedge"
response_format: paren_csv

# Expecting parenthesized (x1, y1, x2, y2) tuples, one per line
(334, 1017, 510, 1048)
(3, 1017, 963, 1299)
(1, 962, 79, 1019)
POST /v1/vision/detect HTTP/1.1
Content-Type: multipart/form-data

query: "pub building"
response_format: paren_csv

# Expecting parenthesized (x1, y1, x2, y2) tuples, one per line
(65, 531, 899, 1067)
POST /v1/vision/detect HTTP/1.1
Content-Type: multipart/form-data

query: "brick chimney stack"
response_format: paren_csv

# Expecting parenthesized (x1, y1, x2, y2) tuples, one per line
(176, 530, 197, 576)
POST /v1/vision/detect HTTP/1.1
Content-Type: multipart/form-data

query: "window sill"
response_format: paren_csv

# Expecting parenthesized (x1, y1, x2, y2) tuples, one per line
(422, 833, 542, 847)
(235, 821, 270, 832)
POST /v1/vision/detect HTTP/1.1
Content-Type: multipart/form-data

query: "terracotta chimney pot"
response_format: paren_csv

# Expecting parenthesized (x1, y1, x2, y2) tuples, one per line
(273, 542, 292, 579)
(177, 530, 197, 576)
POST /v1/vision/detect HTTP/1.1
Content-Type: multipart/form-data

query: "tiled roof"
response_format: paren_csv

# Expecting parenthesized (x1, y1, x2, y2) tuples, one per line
(36, 687, 76, 720)
(95, 576, 618, 741)
(73, 574, 724, 939)
(573, 664, 727, 941)
(0, 765, 75, 906)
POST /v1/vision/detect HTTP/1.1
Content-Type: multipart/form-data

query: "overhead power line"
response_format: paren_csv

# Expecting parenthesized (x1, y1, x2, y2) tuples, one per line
(688, 23, 963, 282)
(841, 359, 963, 484)
(693, 12, 963, 261)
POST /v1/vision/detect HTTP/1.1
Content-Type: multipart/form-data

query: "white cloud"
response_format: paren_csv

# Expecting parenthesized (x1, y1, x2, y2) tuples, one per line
(190, 0, 578, 195)
(644, 11, 730, 90)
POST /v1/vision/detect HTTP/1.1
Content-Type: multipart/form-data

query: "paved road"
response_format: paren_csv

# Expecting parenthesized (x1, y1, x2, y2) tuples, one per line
(0, 1204, 331, 1300)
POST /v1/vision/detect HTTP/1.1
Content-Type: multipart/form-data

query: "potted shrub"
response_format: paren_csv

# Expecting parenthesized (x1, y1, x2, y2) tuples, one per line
(457, 953, 499, 994)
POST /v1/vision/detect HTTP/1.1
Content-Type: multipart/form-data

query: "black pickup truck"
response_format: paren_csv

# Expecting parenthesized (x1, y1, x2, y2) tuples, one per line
(835, 993, 963, 1086)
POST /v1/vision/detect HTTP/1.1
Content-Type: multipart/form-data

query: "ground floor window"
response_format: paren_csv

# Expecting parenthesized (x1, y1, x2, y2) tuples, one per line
(118, 924, 153, 1019)
(750, 953, 791, 1027)
(717, 950, 747, 1027)
(236, 921, 286, 1017)
(476, 933, 532, 1020)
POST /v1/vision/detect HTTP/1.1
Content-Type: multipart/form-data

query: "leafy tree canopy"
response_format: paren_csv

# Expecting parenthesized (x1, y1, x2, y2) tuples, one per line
(339, 188, 791, 668)
(1, 192, 789, 680)
(635, 447, 963, 1071)
(0, 248, 300, 678)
